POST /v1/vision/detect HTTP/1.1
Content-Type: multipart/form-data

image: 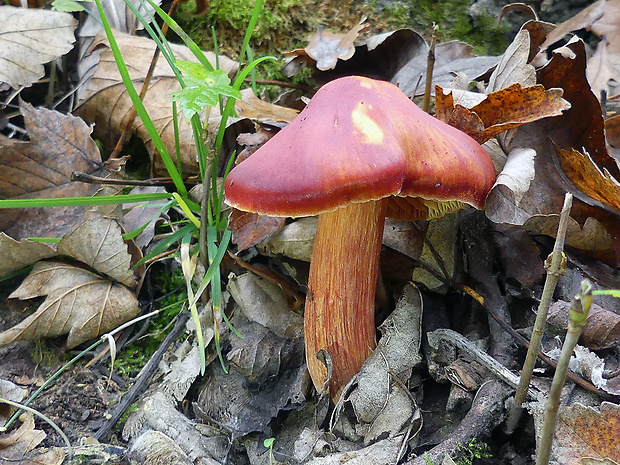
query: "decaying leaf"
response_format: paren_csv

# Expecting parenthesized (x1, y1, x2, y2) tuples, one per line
(0, 413, 65, 464)
(436, 83, 570, 144)
(340, 284, 423, 445)
(0, 102, 117, 240)
(1, 260, 140, 348)
(229, 208, 286, 252)
(0, 6, 77, 89)
(0, 379, 27, 427)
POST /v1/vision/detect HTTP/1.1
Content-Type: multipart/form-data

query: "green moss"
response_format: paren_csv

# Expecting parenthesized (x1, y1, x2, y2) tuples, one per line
(376, 0, 507, 55)
(112, 267, 187, 377)
(453, 438, 493, 465)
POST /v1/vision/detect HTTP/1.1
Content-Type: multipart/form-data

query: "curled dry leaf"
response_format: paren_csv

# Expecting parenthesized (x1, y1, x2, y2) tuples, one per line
(0, 233, 56, 278)
(342, 284, 422, 444)
(305, 17, 369, 71)
(0, 6, 77, 89)
(0, 413, 65, 464)
(1, 260, 140, 348)
(283, 17, 369, 72)
(0, 102, 117, 240)
(229, 208, 286, 252)
(436, 83, 570, 144)
(56, 215, 138, 288)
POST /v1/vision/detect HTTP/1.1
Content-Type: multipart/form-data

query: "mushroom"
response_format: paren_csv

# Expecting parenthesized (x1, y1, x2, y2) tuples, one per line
(224, 76, 496, 401)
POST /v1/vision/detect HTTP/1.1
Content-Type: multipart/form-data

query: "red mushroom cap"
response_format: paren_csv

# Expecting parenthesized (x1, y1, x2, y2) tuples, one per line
(225, 76, 496, 220)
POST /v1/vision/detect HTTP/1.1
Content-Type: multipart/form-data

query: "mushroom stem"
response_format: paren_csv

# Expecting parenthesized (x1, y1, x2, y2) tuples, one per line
(305, 199, 387, 400)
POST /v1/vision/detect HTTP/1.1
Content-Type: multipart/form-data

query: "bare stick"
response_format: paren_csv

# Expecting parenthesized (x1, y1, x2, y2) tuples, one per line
(422, 26, 437, 113)
(515, 193, 573, 405)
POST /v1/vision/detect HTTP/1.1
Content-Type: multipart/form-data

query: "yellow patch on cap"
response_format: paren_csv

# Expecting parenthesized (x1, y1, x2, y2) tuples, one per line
(351, 103, 384, 144)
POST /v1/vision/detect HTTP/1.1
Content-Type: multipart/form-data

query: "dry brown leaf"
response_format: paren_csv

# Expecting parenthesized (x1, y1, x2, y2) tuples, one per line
(234, 89, 299, 123)
(0, 6, 77, 89)
(229, 208, 285, 252)
(1, 260, 140, 348)
(56, 215, 137, 288)
(538, 0, 605, 55)
(76, 30, 239, 176)
(555, 147, 620, 210)
(0, 413, 65, 464)
(304, 17, 369, 71)
(486, 36, 620, 265)
(0, 102, 117, 240)
(553, 402, 620, 464)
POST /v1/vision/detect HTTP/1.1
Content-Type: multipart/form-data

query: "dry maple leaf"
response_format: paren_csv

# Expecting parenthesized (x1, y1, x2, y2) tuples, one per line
(1, 260, 140, 349)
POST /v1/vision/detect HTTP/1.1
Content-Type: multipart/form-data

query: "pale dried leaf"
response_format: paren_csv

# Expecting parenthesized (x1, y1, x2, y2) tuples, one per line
(0, 6, 77, 89)
(56, 216, 135, 287)
(487, 28, 536, 92)
(305, 17, 368, 71)
(553, 402, 620, 464)
(227, 273, 304, 340)
(0, 233, 56, 278)
(486, 148, 536, 224)
(2, 261, 140, 348)
(257, 217, 317, 261)
(525, 215, 613, 252)
(587, 39, 620, 98)
(0, 379, 27, 427)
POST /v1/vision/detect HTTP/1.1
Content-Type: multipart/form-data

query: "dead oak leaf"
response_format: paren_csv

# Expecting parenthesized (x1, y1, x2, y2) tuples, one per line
(1, 260, 139, 349)
(436, 83, 570, 144)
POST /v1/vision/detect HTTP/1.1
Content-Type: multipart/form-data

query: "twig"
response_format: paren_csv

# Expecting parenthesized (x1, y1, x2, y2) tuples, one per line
(460, 284, 617, 401)
(94, 310, 191, 441)
(72, 171, 199, 186)
(536, 280, 593, 465)
(422, 25, 437, 113)
(427, 329, 539, 399)
(515, 193, 573, 405)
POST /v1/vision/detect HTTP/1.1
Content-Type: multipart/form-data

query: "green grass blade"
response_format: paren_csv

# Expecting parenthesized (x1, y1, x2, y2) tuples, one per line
(93, 0, 186, 196)
(0, 193, 171, 209)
